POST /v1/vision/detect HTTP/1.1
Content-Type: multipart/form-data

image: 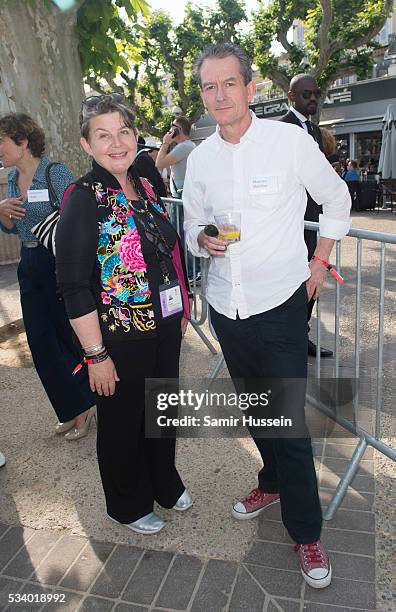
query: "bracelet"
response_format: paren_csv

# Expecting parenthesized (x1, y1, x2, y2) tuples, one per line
(312, 256, 344, 284)
(82, 342, 104, 356)
(84, 350, 109, 365)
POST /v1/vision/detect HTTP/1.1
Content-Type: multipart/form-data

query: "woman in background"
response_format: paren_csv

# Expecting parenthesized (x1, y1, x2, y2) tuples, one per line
(0, 114, 95, 439)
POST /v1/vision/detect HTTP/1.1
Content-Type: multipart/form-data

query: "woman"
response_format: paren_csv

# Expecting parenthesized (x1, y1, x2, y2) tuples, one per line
(342, 160, 361, 210)
(0, 114, 95, 439)
(56, 95, 193, 534)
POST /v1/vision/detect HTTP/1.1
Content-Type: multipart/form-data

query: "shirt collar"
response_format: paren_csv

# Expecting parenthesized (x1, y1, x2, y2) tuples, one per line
(34, 155, 51, 181)
(7, 155, 50, 186)
(290, 106, 308, 124)
(214, 110, 262, 150)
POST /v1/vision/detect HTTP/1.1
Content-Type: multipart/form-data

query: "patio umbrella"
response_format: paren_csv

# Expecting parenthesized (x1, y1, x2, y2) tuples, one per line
(378, 104, 396, 179)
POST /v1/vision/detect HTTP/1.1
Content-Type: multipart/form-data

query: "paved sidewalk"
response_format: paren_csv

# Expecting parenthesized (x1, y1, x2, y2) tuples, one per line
(1, 212, 394, 612)
(0, 437, 375, 612)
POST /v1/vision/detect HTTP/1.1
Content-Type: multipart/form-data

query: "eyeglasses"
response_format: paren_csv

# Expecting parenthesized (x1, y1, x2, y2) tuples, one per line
(301, 89, 321, 99)
(81, 92, 125, 115)
(144, 226, 173, 258)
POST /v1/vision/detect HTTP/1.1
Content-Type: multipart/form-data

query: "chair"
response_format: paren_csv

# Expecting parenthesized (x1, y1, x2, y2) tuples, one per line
(380, 179, 396, 211)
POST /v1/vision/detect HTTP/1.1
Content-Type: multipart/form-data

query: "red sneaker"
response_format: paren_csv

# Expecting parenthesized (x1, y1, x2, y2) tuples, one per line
(232, 488, 280, 520)
(294, 540, 332, 588)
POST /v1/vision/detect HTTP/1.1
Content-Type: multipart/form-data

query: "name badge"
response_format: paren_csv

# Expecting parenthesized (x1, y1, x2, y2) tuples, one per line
(27, 189, 49, 203)
(249, 176, 279, 195)
(159, 280, 183, 318)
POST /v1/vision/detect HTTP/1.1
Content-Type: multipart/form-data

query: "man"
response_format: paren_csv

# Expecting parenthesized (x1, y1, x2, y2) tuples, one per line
(134, 139, 167, 198)
(156, 116, 195, 198)
(280, 75, 333, 358)
(183, 43, 351, 589)
(156, 116, 199, 280)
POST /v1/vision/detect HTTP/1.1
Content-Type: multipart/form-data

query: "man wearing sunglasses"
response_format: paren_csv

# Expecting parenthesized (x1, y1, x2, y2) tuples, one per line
(281, 75, 332, 359)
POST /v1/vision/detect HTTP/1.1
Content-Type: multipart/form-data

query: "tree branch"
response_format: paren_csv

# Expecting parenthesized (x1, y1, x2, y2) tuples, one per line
(276, 28, 293, 55)
(264, 67, 290, 94)
(84, 76, 107, 95)
(313, 0, 333, 77)
(329, 0, 393, 54)
(120, 70, 162, 137)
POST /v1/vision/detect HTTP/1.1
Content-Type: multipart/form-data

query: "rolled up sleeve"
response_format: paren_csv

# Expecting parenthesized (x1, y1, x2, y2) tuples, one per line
(295, 131, 351, 240)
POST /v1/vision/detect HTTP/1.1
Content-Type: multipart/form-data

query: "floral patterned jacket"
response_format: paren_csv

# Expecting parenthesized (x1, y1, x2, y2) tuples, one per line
(56, 160, 190, 342)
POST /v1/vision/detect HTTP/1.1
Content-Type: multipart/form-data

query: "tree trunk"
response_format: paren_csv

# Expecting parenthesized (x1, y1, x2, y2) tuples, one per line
(0, 0, 87, 176)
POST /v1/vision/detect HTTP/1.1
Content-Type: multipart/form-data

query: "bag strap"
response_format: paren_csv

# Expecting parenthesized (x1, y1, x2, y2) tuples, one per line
(45, 162, 62, 211)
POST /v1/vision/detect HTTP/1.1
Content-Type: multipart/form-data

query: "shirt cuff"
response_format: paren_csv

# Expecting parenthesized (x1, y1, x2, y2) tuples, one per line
(185, 225, 210, 258)
(0, 222, 18, 235)
(319, 215, 351, 240)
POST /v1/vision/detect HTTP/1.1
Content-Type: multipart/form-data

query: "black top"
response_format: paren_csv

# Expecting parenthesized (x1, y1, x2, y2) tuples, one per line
(133, 150, 167, 198)
(56, 160, 185, 342)
(280, 110, 324, 222)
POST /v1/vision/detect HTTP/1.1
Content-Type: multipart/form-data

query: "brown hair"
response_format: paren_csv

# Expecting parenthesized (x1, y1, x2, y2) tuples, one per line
(174, 116, 192, 137)
(349, 159, 358, 169)
(0, 113, 45, 158)
(80, 97, 136, 140)
(319, 127, 336, 157)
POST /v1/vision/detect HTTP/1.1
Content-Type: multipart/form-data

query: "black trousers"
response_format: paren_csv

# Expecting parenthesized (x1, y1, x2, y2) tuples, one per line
(304, 227, 317, 324)
(96, 319, 185, 523)
(18, 245, 94, 422)
(210, 285, 322, 543)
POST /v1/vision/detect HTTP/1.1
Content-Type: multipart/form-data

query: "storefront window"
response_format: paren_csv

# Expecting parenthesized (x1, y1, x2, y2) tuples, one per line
(336, 135, 349, 163)
(356, 132, 382, 170)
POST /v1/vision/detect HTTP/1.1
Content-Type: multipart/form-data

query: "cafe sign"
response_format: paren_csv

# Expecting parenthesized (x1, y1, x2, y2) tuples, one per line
(251, 76, 396, 118)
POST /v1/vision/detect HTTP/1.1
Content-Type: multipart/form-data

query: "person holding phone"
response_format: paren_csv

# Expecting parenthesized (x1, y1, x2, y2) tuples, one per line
(156, 117, 199, 281)
(156, 117, 195, 199)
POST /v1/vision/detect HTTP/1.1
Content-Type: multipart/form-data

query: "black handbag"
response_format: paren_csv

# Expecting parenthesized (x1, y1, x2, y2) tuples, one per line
(31, 162, 61, 256)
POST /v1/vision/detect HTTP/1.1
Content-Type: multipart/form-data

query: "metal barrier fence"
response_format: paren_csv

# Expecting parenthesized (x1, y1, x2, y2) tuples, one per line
(164, 197, 396, 519)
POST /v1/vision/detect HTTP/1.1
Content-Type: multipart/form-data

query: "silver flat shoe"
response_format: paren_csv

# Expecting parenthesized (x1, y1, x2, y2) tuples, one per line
(55, 419, 75, 434)
(0, 451, 6, 468)
(64, 406, 96, 441)
(173, 489, 193, 511)
(108, 512, 165, 534)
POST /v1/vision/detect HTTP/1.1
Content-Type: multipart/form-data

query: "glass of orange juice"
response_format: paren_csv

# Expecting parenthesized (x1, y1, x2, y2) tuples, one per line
(214, 212, 241, 243)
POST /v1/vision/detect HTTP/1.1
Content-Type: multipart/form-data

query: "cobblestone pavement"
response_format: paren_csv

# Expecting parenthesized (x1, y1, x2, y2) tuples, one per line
(0, 435, 376, 612)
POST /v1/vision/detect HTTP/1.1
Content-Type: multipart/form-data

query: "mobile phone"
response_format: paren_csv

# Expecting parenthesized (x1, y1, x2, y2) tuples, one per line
(171, 126, 180, 138)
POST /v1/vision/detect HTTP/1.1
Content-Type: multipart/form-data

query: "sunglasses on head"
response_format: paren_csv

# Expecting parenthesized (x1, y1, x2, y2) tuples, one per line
(81, 92, 125, 114)
(301, 89, 321, 99)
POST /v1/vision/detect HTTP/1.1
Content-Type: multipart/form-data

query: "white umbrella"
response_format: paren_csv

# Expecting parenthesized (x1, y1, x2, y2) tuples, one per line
(378, 104, 396, 179)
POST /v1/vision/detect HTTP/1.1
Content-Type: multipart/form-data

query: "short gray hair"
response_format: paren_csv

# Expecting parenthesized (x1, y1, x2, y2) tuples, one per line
(192, 43, 252, 88)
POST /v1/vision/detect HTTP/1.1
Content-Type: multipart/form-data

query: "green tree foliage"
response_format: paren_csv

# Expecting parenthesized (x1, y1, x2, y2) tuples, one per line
(114, 0, 249, 137)
(77, 0, 149, 81)
(253, 0, 394, 116)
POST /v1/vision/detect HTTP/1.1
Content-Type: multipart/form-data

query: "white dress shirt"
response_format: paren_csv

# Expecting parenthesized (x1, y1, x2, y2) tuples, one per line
(290, 106, 310, 132)
(183, 112, 351, 320)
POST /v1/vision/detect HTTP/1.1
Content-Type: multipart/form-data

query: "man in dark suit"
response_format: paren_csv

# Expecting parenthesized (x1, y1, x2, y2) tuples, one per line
(280, 74, 333, 358)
